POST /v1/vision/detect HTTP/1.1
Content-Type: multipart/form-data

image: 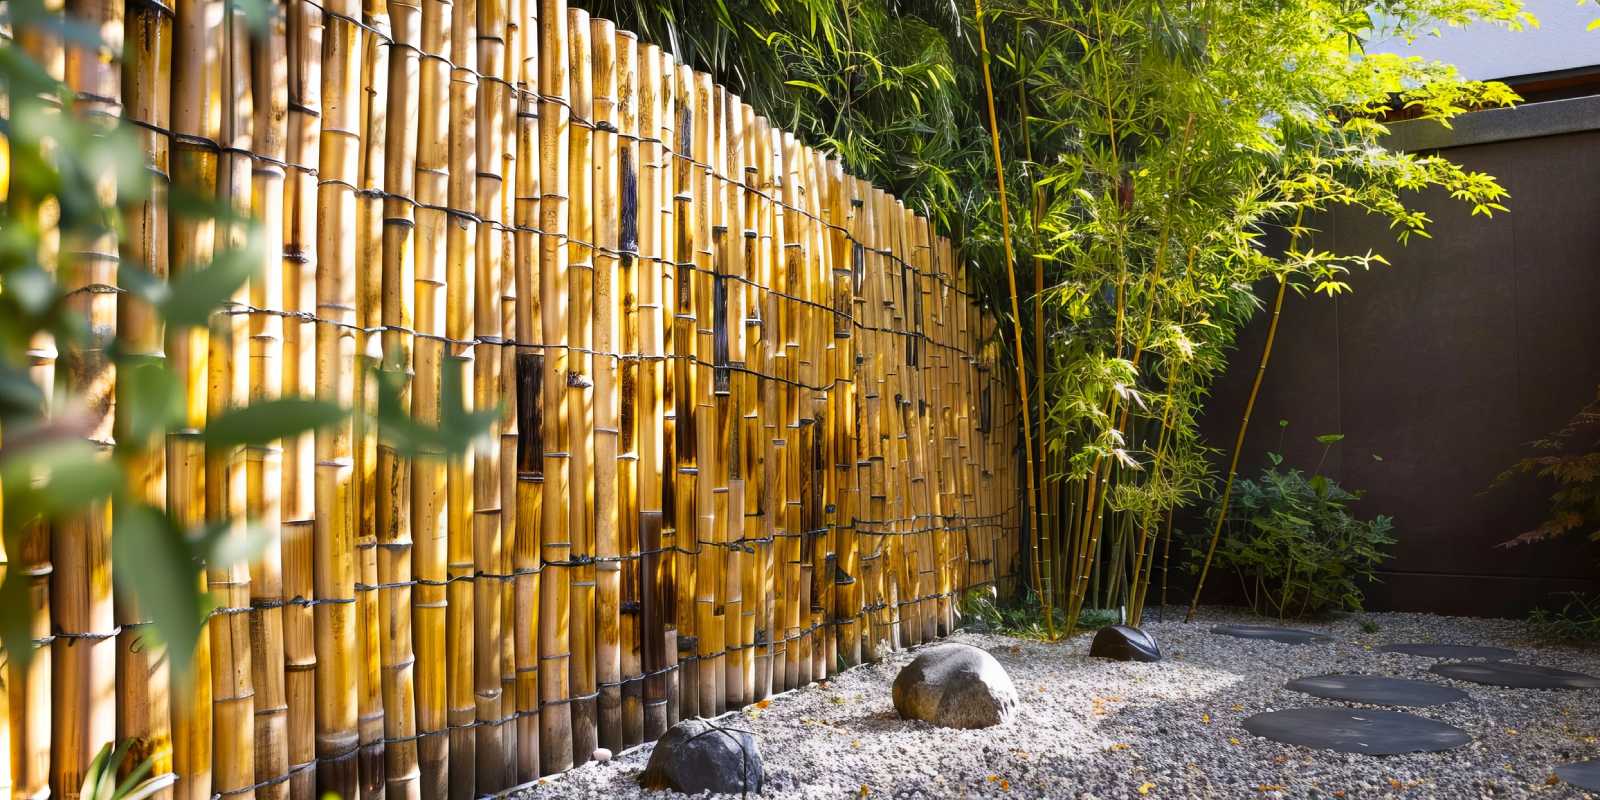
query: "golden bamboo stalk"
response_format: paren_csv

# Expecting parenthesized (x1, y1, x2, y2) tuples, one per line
(509, 0, 543, 780)
(55, 0, 121, 787)
(208, 1, 258, 796)
(443, 0, 480, 787)
(777, 131, 802, 687)
(726, 95, 754, 710)
(668, 60, 699, 719)
(746, 112, 776, 700)
(564, 6, 597, 763)
(115, 0, 173, 790)
(694, 77, 722, 717)
(589, 16, 624, 755)
(634, 41, 669, 740)
(536, 0, 574, 775)
(497, 0, 524, 775)
(8, 41, 65, 797)
(613, 29, 645, 750)
(377, 0, 422, 791)
(280, 1, 323, 796)
(474, 0, 509, 786)
(169, 0, 221, 794)
(354, 0, 391, 793)
(411, 0, 451, 787)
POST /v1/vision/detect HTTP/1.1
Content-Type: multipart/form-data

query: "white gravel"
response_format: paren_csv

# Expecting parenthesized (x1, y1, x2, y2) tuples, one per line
(512, 608, 1600, 799)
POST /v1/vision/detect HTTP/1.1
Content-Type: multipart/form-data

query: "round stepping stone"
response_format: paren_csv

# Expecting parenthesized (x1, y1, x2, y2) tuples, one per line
(1555, 758, 1600, 791)
(1285, 674, 1468, 707)
(1242, 707, 1471, 754)
(1431, 661, 1600, 690)
(1378, 643, 1516, 660)
(1211, 624, 1333, 645)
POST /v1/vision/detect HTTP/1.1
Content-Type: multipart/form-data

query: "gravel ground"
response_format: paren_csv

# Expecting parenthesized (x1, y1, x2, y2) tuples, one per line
(513, 607, 1600, 799)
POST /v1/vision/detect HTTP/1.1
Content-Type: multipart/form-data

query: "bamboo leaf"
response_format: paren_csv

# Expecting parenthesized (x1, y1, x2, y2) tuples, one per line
(199, 398, 348, 446)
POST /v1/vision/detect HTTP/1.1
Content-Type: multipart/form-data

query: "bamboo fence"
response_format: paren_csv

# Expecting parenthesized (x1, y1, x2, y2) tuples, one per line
(0, 1, 1023, 797)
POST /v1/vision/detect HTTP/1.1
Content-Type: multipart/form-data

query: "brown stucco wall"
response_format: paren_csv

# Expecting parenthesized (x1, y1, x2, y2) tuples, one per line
(1195, 120, 1600, 618)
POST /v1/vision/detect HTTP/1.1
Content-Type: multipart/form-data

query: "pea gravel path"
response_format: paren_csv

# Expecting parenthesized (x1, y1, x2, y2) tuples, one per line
(513, 608, 1600, 799)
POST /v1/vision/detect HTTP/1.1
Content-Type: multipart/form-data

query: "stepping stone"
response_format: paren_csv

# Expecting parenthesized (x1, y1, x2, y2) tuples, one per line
(1285, 674, 1468, 707)
(1555, 758, 1600, 792)
(1431, 661, 1600, 690)
(1378, 643, 1516, 660)
(1211, 624, 1333, 645)
(1242, 707, 1471, 754)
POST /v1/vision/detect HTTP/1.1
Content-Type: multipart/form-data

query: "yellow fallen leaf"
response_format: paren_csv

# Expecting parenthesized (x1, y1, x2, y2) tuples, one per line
(1108, 743, 1132, 752)
(851, 739, 861, 749)
(858, 784, 870, 798)
(756, 699, 772, 709)
(1229, 737, 1241, 746)
(1000, 779, 1011, 791)
(987, 775, 999, 782)
(1389, 778, 1403, 790)
(1257, 785, 1285, 792)
(1232, 704, 1244, 712)
(1505, 728, 1518, 736)
(1137, 782, 1155, 795)
(1201, 713, 1211, 724)
(1547, 775, 1562, 785)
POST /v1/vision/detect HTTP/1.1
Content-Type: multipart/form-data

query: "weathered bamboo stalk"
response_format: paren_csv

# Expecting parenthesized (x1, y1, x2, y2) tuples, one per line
(655, 46, 680, 732)
(669, 61, 698, 719)
(614, 30, 646, 750)
(116, 0, 174, 790)
(280, 1, 323, 796)
(474, 0, 509, 786)
(589, 16, 623, 755)
(169, 0, 221, 793)
(313, 0, 363, 792)
(536, 0, 574, 775)
(378, 0, 422, 791)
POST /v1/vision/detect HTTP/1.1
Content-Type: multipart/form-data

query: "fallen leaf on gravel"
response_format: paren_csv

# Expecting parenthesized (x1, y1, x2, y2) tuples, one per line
(755, 699, 772, 709)
(858, 784, 870, 797)
(1332, 792, 1345, 798)
(1257, 785, 1285, 792)
(851, 739, 860, 748)
(1229, 737, 1241, 745)
(1000, 779, 1011, 791)
(1201, 713, 1211, 724)
(1107, 743, 1132, 752)
(1547, 775, 1562, 785)
(1232, 704, 1244, 712)
(1389, 779, 1403, 790)
(1137, 782, 1154, 795)
(1505, 728, 1518, 736)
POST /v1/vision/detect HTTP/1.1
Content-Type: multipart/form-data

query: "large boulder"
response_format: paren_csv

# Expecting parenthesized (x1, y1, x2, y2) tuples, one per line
(892, 643, 1019, 729)
(1089, 625, 1162, 663)
(638, 718, 764, 795)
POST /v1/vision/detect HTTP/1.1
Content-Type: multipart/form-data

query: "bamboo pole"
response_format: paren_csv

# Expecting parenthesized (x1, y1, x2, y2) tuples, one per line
(565, 7, 597, 763)
(474, 0, 509, 786)
(497, 0, 524, 778)
(634, 42, 670, 740)
(509, 0, 542, 779)
(377, 0, 422, 790)
(411, 0, 450, 785)
(590, 16, 623, 755)
(169, 0, 221, 794)
(313, 0, 363, 791)
(206, 0, 257, 788)
(354, 0, 391, 793)
(748, 114, 777, 698)
(536, 0, 574, 775)
(116, 0, 174, 790)
(443, 0, 480, 787)
(656, 48, 680, 731)
(690, 71, 719, 718)
(669, 61, 699, 718)
(6, 5, 60, 792)
(280, 1, 323, 796)
(614, 30, 645, 750)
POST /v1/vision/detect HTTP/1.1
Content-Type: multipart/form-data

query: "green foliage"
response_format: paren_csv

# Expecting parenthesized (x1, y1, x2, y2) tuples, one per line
(1494, 384, 1600, 548)
(1528, 593, 1600, 644)
(0, 9, 493, 675)
(1193, 446, 1396, 618)
(959, 586, 1121, 636)
(78, 741, 176, 800)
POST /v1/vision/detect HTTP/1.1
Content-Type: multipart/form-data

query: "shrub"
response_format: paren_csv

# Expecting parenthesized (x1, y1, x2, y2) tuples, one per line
(1528, 594, 1600, 644)
(1197, 455, 1395, 618)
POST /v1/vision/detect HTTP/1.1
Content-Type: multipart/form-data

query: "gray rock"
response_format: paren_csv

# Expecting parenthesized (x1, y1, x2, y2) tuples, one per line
(1089, 625, 1162, 662)
(638, 718, 763, 795)
(891, 643, 1019, 729)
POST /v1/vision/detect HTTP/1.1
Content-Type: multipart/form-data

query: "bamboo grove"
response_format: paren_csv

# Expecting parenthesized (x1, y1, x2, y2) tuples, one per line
(0, 0, 1026, 797)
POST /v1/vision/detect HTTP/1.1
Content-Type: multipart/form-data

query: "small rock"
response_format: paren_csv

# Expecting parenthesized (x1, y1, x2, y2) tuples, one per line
(592, 747, 612, 763)
(1090, 625, 1162, 663)
(892, 643, 1019, 729)
(639, 718, 763, 795)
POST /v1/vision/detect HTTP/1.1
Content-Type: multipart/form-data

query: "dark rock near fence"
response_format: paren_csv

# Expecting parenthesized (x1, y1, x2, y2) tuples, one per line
(1089, 625, 1162, 663)
(639, 718, 764, 795)
(892, 643, 1019, 729)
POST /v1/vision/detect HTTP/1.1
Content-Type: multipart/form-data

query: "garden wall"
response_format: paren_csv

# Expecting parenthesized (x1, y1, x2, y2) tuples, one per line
(1197, 96, 1600, 618)
(0, 1, 1023, 798)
